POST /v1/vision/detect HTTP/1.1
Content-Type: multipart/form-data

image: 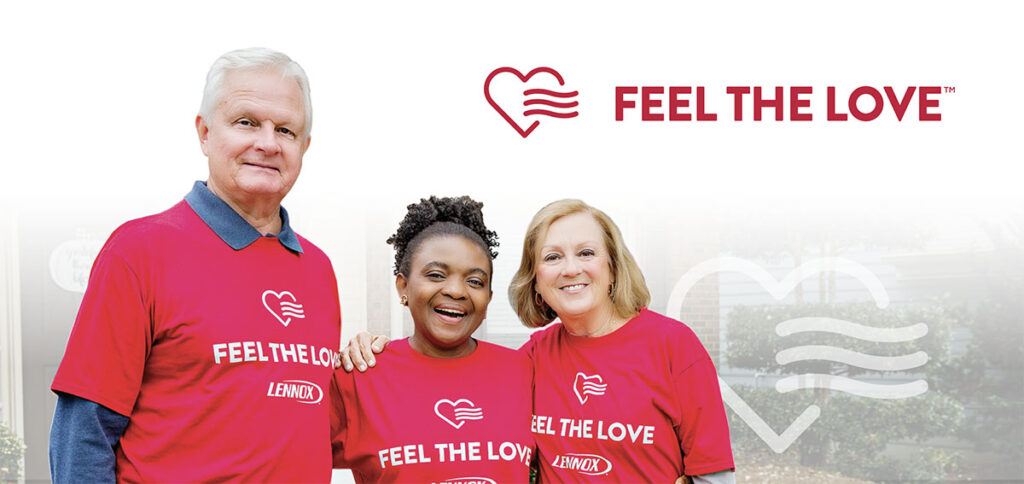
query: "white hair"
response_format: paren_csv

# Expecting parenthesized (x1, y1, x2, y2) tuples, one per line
(198, 47, 313, 134)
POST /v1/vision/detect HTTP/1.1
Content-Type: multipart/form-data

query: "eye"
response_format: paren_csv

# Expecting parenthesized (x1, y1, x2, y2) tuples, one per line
(467, 278, 487, 288)
(236, 118, 256, 127)
(543, 253, 561, 262)
(426, 272, 445, 280)
(276, 126, 295, 137)
(579, 248, 596, 257)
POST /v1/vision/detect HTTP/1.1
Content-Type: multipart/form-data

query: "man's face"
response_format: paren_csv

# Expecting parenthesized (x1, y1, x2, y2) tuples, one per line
(196, 69, 309, 208)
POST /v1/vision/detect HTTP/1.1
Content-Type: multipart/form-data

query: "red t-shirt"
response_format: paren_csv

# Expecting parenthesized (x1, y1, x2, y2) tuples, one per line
(330, 338, 534, 483)
(51, 201, 342, 482)
(523, 308, 734, 482)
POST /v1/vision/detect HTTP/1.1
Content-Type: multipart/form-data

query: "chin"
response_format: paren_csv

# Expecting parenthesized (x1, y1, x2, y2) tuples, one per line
(237, 178, 287, 196)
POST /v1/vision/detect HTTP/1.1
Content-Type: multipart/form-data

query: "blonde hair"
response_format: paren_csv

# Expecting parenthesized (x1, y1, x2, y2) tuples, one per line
(508, 199, 650, 327)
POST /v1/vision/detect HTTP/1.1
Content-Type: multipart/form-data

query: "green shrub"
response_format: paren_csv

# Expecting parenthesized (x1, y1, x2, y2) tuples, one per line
(0, 423, 25, 482)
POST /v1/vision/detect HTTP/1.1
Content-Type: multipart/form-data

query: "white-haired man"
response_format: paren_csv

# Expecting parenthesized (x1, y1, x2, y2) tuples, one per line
(49, 48, 341, 482)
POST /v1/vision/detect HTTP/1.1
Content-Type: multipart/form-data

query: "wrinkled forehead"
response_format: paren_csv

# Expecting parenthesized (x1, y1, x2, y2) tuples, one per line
(217, 69, 306, 123)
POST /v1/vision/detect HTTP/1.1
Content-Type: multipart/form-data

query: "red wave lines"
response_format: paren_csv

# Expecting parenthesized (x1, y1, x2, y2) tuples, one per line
(524, 109, 579, 118)
(524, 88, 579, 98)
(524, 99, 579, 108)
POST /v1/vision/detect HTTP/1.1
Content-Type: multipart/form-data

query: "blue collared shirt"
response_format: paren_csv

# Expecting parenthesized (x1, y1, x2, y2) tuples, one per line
(184, 180, 303, 253)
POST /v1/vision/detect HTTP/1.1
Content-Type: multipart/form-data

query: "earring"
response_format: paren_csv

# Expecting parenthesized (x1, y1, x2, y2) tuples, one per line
(400, 295, 408, 306)
(608, 281, 616, 301)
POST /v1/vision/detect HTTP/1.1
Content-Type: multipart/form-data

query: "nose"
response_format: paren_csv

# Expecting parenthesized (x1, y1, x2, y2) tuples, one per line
(254, 125, 281, 155)
(561, 255, 583, 277)
(441, 277, 468, 300)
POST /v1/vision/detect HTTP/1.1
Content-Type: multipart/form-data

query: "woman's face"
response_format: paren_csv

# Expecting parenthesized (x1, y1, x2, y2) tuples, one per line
(534, 212, 615, 322)
(397, 235, 492, 357)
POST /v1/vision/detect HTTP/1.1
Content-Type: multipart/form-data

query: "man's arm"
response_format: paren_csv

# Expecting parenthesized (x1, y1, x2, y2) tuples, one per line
(693, 469, 737, 484)
(676, 469, 737, 484)
(337, 332, 389, 372)
(49, 392, 130, 484)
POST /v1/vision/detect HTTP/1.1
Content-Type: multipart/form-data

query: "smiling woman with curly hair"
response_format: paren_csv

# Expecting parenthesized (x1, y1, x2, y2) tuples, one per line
(328, 196, 533, 483)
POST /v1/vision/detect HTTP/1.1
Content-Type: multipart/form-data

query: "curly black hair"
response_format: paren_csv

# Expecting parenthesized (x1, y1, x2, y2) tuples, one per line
(387, 195, 499, 276)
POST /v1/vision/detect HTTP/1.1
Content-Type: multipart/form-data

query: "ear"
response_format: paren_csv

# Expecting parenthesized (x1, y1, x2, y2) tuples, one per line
(195, 115, 210, 156)
(395, 274, 407, 300)
(302, 135, 312, 155)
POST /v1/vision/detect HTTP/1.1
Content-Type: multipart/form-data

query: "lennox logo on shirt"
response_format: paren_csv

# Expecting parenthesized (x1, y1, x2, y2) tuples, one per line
(266, 379, 323, 404)
(573, 372, 608, 404)
(434, 478, 497, 484)
(551, 453, 613, 476)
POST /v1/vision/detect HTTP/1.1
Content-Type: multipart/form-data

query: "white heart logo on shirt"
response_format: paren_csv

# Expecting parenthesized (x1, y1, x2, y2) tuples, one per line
(262, 290, 305, 327)
(573, 372, 608, 405)
(434, 399, 484, 429)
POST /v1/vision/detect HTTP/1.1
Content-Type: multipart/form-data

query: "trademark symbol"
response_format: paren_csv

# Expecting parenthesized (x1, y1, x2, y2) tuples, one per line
(944, 86, 956, 94)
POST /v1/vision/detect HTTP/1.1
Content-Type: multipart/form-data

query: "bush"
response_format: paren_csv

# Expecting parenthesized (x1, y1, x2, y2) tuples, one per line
(0, 423, 25, 482)
(727, 385, 962, 481)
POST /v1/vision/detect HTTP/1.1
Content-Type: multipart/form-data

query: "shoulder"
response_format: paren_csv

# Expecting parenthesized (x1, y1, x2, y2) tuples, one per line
(477, 340, 530, 367)
(295, 233, 331, 262)
(636, 308, 702, 343)
(518, 322, 563, 359)
(526, 322, 563, 345)
(332, 339, 412, 390)
(474, 341, 532, 386)
(104, 201, 193, 249)
(635, 309, 714, 370)
(95, 201, 195, 264)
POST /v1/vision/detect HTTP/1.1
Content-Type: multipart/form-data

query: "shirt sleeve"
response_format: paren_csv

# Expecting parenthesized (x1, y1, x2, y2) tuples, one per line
(517, 333, 537, 363)
(329, 372, 349, 468)
(693, 469, 736, 484)
(674, 357, 735, 476)
(50, 245, 152, 416)
(49, 392, 131, 484)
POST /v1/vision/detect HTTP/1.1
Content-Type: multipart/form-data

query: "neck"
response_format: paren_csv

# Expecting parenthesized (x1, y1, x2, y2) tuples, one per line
(207, 182, 283, 235)
(561, 304, 629, 338)
(409, 334, 478, 359)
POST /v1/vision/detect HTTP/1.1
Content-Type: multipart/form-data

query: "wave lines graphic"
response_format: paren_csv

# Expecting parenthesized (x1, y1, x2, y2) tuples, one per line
(523, 88, 578, 119)
(524, 88, 579, 98)
(776, 374, 929, 399)
(581, 383, 607, 392)
(776, 317, 928, 342)
(280, 301, 305, 319)
(524, 109, 578, 118)
(776, 345, 929, 371)
(774, 316, 929, 399)
(524, 99, 579, 108)
(453, 409, 484, 421)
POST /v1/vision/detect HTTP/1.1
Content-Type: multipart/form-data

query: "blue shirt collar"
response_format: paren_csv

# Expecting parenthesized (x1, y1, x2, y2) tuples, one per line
(184, 180, 303, 253)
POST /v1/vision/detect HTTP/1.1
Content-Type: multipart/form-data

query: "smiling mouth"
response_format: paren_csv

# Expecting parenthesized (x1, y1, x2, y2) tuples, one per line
(435, 307, 466, 317)
(434, 307, 468, 322)
(243, 162, 279, 172)
(560, 283, 588, 291)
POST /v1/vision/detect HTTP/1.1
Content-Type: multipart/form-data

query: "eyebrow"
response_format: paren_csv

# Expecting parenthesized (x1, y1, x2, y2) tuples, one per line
(541, 241, 601, 251)
(423, 261, 490, 278)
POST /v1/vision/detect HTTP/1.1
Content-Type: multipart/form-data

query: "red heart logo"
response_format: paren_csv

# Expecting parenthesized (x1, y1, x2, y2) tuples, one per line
(484, 67, 577, 138)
